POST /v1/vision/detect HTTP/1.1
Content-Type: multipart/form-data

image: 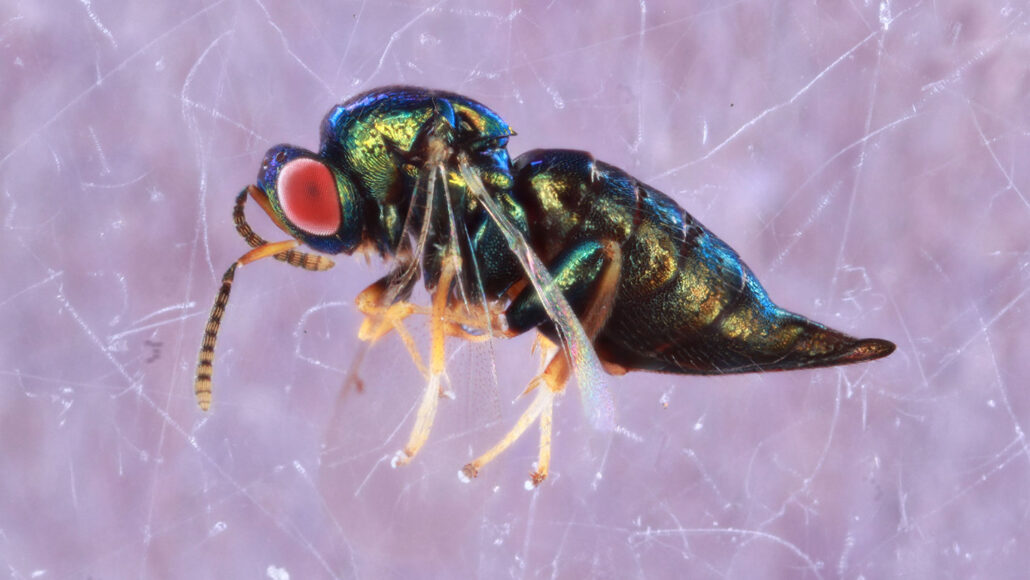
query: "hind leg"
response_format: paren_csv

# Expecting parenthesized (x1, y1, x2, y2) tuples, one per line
(461, 240, 622, 487)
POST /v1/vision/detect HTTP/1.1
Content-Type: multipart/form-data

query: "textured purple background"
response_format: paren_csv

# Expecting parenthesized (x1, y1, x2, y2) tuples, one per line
(2, 1, 1028, 578)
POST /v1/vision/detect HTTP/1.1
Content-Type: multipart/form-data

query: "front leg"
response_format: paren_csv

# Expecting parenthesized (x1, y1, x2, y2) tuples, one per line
(352, 258, 517, 468)
(355, 276, 429, 377)
(392, 253, 462, 467)
(353, 271, 511, 378)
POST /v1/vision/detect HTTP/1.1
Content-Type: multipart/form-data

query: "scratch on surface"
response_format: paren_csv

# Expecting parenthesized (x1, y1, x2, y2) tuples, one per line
(252, 0, 335, 96)
(626, 0, 647, 153)
(359, 0, 447, 85)
(861, 432, 1028, 567)
(352, 454, 393, 496)
(920, 25, 1023, 104)
(133, 302, 199, 326)
(758, 110, 918, 248)
(769, 182, 840, 271)
(973, 305, 1030, 464)
(508, 3, 740, 73)
(969, 104, 1030, 212)
(0, 0, 228, 169)
(896, 467, 910, 531)
(653, 28, 882, 179)
(826, 23, 889, 309)
(78, 0, 117, 47)
(292, 301, 352, 372)
(628, 526, 824, 579)
(54, 275, 135, 384)
(178, 95, 269, 143)
(887, 292, 929, 393)
(751, 379, 845, 535)
(0, 270, 61, 309)
(143, 19, 252, 578)
(106, 309, 204, 343)
(682, 448, 729, 505)
(68, 456, 79, 510)
(326, 386, 421, 471)
(288, 460, 358, 574)
(518, 486, 542, 580)
(332, 0, 367, 86)
(81, 172, 150, 190)
(87, 126, 111, 175)
(180, 28, 235, 282)
(126, 376, 347, 576)
(926, 285, 1028, 383)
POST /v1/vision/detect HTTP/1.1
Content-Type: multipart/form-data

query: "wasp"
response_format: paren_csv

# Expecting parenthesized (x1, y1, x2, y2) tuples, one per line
(194, 86, 895, 487)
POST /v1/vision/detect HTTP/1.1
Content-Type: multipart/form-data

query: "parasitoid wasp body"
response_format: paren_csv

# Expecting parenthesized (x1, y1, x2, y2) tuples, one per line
(194, 86, 894, 486)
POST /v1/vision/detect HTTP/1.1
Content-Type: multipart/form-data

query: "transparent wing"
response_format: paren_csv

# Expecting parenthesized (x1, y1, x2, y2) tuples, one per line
(383, 163, 437, 304)
(436, 165, 504, 422)
(374, 160, 502, 401)
(336, 160, 435, 401)
(436, 162, 502, 379)
(457, 153, 616, 431)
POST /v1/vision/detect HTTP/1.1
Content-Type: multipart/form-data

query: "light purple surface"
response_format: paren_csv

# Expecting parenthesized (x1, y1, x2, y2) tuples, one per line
(2, 1, 1028, 578)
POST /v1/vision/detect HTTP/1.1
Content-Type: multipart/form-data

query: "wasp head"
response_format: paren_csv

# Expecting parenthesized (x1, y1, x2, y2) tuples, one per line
(250, 144, 365, 255)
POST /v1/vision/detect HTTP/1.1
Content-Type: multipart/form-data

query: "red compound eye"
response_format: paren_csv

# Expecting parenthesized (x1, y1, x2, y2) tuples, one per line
(277, 158, 342, 236)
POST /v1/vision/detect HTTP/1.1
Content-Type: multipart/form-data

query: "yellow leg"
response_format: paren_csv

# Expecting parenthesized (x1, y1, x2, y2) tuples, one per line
(355, 298, 429, 378)
(530, 396, 553, 488)
(352, 277, 506, 381)
(359, 301, 499, 345)
(391, 254, 461, 467)
(459, 380, 554, 484)
(459, 240, 623, 486)
(460, 347, 570, 488)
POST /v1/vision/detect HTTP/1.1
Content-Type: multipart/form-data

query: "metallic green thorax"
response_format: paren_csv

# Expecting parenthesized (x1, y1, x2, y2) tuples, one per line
(320, 86, 514, 257)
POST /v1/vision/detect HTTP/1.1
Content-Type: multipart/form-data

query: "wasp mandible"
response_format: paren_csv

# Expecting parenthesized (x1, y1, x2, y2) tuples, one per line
(194, 86, 895, 487)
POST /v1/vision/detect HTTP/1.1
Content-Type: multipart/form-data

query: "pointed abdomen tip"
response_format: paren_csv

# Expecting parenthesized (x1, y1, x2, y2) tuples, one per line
(845, 338, 896, 363)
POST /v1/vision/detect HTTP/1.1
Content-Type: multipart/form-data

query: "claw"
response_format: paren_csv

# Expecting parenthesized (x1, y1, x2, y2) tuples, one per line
(458, 464, 478, 483)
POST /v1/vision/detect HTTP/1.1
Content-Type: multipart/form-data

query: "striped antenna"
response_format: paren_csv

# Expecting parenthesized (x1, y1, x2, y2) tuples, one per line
(233, 188, 335, 272)
(194, 262, 238, 411)
(194, 188, 336, 411)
